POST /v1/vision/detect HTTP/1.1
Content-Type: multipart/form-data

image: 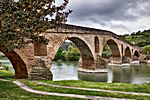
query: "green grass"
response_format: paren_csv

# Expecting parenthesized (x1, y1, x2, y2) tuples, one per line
(39, 80, 150, 94)
(0, 80, 84, 100)
(21, 80, 150, 100)
(1, 70, 150, 100)
(0, 70, 14, 79)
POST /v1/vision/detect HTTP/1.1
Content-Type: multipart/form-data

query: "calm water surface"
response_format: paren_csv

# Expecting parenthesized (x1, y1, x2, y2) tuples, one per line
(51, 61, 150, 84)
(1, 60, 150, 84)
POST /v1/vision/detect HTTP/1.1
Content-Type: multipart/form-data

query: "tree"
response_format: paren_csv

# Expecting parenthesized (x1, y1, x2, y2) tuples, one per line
(0, 0, 72, 52)
(141, 45, 150, 55)
(65, 45, 80, 61)
(122, 29, 150, 47)
(54, 48, 63, 60)
(102, 45, 111, 59)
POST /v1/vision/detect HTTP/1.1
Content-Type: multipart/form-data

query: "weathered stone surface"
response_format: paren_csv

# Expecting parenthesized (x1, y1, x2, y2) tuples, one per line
(111, 57, 122, 64)
(96, 54, 108, 69)
(122, 56, 130, 63)
(1, 24, 140, 80)
(28, 58, 52, 80)
(34, 42, 47, 56)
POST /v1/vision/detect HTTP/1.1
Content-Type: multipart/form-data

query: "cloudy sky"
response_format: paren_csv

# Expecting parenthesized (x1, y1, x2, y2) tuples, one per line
(58, 0, 150, 35)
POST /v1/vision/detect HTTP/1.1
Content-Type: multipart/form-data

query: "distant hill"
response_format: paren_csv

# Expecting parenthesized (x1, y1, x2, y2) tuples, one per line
(120, 29, 150, 47)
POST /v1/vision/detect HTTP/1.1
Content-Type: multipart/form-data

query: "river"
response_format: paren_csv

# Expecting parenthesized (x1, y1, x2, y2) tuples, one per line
(1, 60, 150, 84)
(51, 61, 150, 84)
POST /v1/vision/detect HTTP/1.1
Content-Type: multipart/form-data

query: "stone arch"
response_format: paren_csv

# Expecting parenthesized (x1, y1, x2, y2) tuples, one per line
(101, 39, 121, 64)
(124, 46, 132, 58)
(68, 37, 95, 69)
(2, 50, 28, 78)
(134, 50, 139, 57)
(53, 36, 95, 69)
(133, 50, 139, 61)
(106, 39, 121, 57)
(94, 36, 99, 53)
(122, 46, 132, 63)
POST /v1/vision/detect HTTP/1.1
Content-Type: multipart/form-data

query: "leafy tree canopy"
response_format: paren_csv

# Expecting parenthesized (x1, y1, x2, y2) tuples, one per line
(141, 45, 150, 55)
(0, 0, 72, 52)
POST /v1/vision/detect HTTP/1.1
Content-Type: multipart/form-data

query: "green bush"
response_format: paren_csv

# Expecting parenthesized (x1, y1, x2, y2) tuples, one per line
(102, 46, 112, 59)
(54, 49, 64, 61)
(65, 46, 80, 61)
(102, 50, 111, 59)
(54, 45, 80, 61)
(141, 45, 150, 55)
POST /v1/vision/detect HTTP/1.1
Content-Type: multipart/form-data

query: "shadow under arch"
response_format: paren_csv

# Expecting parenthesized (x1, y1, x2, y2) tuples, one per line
(106, 39, 121, 58)
(2, 50, 28, 78)
(103, 39, 121, 64)
(68, 37, 95, 69)
(123, 46, 132, 63)
(133, 50, 139, 61)
(125, 46, 132, 58)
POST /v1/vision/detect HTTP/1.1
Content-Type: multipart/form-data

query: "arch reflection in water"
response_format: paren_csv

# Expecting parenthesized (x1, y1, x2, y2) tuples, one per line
(78, 72, 108, 82)
(78, 66, 112, 83)
(51, 61, 78, 80)
(78, 64, 150, 84)
(51, 61, 150, 84)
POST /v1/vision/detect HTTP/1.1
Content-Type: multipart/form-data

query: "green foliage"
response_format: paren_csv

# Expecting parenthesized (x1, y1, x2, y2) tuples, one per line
(54, 48, 63, 60)
(0, 70, 14, 78)
(102, 50, 111, 59)
(64, 45, 80, 61)
(102, 45, 112, 59)
(54, 45, 80, 61)
(121, 29, 150, 47)
(141, 45, 150, 55)
(0, 0, 71, 52)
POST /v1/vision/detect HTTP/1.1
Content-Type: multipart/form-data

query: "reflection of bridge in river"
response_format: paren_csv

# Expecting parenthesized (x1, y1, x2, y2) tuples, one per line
(78, 64, 150, 84)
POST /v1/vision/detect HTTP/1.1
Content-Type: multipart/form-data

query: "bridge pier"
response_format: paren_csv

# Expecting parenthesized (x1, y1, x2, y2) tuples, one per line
(28, 57, 53, 80)
(130, 56, 139, 64)
(132, 56, 139, 61)
(95, 54, 107, 69)
(122, 56, 132, 63)
(78, 54, 108, 72)
(78, 57, 96, 70)
(110, 57, 122, 64)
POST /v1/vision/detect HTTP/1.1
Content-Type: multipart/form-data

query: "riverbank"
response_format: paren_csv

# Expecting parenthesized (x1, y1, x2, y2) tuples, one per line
(0, 70, 150, 100)
(140, 60, 150, 64)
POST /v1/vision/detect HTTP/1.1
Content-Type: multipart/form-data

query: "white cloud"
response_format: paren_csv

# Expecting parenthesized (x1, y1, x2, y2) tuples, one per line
(64, 0, 150, 35)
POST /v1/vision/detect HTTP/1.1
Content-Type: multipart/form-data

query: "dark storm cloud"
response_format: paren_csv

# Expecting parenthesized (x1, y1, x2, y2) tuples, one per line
(67, 0, 150, 25)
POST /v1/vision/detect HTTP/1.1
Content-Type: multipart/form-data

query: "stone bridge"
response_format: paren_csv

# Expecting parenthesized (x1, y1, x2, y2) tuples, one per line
(1, 24, 140, 80)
